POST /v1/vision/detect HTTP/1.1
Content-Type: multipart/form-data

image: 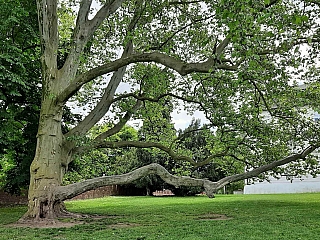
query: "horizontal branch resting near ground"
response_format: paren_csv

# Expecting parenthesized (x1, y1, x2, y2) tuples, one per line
(55, 145, 318, 201)
(55, 163, 217, 200)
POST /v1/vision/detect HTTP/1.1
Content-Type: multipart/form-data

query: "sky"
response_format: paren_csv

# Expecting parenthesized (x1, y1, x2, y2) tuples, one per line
(69, 78, 208, 131)
(112, 82, 208, 130)
(126, 110, 207, 130)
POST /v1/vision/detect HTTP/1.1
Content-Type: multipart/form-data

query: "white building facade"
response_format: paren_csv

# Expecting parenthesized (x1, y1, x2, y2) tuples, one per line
(244, 103, 320, 194)
(244, 176, 320, 194)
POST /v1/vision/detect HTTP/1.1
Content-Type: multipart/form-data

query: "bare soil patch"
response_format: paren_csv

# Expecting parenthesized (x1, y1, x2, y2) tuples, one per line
(7, 220, 83, 229)
(107, 222, 141, 229)
(196, 213, 232, 221)
(6, 215, 128, 229)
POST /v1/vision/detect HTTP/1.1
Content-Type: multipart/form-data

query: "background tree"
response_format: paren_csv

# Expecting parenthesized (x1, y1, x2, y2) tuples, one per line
(0, 0, 41, 194)
(173, 119, 227, 195)
(63, 124, 139, 184)
(131, 68, 178, 195)
(14, 0, 320, 224)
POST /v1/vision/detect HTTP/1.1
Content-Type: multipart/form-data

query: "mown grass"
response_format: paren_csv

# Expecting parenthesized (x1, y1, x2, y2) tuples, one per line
(1, 193, 320, 239)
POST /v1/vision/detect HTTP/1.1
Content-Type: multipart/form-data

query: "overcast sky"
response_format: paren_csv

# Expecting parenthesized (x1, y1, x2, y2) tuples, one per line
(115, 82, 208, 130)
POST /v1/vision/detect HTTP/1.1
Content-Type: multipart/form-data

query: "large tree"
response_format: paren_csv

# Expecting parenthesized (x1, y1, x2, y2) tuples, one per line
(18, 0, 320, 223)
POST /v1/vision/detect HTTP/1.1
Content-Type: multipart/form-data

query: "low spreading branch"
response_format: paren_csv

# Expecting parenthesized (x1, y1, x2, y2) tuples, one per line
(55, 144, 317, 201)
(54, 163, 217, 200)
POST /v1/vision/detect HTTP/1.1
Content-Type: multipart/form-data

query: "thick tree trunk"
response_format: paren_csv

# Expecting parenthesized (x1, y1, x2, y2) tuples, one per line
(19, 98, 66, 222)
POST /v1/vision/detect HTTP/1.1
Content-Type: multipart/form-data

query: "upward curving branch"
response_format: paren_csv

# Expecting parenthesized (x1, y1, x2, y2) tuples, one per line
(57, 52, 238, 103)
(76, 0, 92, 26)
(60, 0, 126, 81)
(64, 42, 133, 138)
(71, 101, 142, 157)
(64, 4, 144, 137)
(92, 101, 142, 144)
(87, 0, 126, 31)
(216, 145, 319, 188)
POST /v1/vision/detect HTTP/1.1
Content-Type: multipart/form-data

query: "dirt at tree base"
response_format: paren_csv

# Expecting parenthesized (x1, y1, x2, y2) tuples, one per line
(7, 220, 84, 229)
(7, 215, 140, 229)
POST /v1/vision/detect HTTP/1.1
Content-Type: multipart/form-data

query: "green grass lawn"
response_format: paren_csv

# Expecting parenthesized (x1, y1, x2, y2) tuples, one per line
(1, 193, 320, 239)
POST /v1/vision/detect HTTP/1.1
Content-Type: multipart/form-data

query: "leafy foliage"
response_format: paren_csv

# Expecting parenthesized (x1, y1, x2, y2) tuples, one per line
(64, 124, 139, 184)
(0, 0, 41, 194)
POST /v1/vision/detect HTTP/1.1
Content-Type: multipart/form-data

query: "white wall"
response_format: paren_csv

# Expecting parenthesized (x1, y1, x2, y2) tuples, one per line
(244, 102, 320, 194)
(244, 176, 320, 194)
